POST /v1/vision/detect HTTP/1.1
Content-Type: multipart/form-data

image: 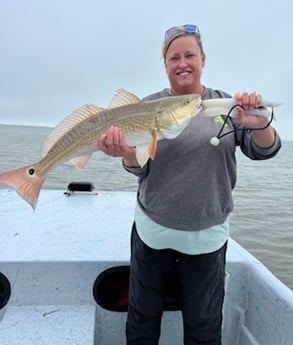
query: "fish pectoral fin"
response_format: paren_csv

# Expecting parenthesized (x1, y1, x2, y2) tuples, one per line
(149, 128, 158, 160)
(108, 89, 141, 108)
(134, 129, 158, 166)
(135, 145, 150, 167)
(70, 154, 92, 170)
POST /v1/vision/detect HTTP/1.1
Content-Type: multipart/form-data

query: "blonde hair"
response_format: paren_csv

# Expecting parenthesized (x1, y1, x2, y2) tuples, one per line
(162, 30, 205, 59)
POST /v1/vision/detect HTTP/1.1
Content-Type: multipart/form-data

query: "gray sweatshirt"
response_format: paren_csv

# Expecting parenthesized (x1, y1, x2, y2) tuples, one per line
(124, 87, 281, 231)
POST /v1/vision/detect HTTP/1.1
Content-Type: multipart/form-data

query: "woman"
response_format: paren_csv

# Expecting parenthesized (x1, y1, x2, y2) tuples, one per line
(98, 24, 281, 345)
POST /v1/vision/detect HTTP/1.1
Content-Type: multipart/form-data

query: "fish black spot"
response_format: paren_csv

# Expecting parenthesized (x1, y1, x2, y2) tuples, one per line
(28, 168, 35, 175)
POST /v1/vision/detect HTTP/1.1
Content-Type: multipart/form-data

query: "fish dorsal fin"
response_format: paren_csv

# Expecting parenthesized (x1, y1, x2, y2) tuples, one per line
(108, 89, 141, 108)
(42, 104, 104, 156)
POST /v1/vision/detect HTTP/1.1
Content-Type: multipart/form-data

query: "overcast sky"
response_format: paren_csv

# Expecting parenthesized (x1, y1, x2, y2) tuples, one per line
(0, 0, 292, 140)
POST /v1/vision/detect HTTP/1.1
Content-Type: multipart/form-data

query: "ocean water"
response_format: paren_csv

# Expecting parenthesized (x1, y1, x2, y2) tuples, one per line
(0, 124, 292, 290)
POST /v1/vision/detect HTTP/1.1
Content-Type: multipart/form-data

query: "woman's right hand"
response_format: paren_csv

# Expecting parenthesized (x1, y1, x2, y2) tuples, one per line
(97, 126, 140, 167)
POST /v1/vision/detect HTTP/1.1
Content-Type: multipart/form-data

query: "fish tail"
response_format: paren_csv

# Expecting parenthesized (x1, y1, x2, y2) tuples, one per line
(0, 163, 47, 209)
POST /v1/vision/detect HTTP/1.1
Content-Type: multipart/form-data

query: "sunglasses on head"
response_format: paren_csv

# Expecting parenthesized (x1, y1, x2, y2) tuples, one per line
(164, 24, 199, 39)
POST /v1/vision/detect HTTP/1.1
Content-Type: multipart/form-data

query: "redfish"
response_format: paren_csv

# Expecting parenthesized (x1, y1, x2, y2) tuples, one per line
(0, 89, 202, 209)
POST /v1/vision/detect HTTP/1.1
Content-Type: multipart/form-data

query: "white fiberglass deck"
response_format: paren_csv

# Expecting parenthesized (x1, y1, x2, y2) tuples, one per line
(0, 190, 292, 345)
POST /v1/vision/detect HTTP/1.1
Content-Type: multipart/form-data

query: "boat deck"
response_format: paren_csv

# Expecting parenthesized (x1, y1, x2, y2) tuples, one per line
(0, 190, 292, 345)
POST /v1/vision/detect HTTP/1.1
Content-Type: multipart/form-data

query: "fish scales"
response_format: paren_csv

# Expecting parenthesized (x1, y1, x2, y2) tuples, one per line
(0, 90, 202, 208)
(44, 103, 157, 167)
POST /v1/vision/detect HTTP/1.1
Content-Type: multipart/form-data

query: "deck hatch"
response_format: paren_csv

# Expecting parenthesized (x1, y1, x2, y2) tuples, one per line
(93, 265, 181, 312)
(0, 272, 11, 309)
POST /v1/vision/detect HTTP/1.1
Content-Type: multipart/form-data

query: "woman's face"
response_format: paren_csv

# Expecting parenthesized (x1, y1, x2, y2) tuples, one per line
(165, 35, 205, 95)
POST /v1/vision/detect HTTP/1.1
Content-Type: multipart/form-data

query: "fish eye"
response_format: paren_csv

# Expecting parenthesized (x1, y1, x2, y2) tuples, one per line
(28, 168, 35, 175)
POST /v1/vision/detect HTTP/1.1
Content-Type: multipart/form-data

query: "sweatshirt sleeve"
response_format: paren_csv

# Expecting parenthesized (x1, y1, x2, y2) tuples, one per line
(233, 119, 282, 160)
(122, 159, 149, 178)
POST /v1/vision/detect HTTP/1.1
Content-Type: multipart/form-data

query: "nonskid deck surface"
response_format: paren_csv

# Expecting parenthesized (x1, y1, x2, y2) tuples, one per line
(0, 190, 292, 345)
(0, 306, 96, 345)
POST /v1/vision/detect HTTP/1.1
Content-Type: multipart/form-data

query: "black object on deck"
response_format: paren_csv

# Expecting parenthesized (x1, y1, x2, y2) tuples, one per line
(64, 182, 95, 196)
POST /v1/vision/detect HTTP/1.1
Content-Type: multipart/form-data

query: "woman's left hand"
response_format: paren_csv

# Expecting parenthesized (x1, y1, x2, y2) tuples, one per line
(234, 92, 269, 128)
(234, 92, 276, 147)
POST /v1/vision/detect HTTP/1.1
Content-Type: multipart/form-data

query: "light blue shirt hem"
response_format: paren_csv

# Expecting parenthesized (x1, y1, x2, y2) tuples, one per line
(134, 203, 229, 255)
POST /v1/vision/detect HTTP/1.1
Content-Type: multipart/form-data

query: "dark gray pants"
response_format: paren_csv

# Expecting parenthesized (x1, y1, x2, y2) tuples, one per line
(126, 223, 227, 345)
